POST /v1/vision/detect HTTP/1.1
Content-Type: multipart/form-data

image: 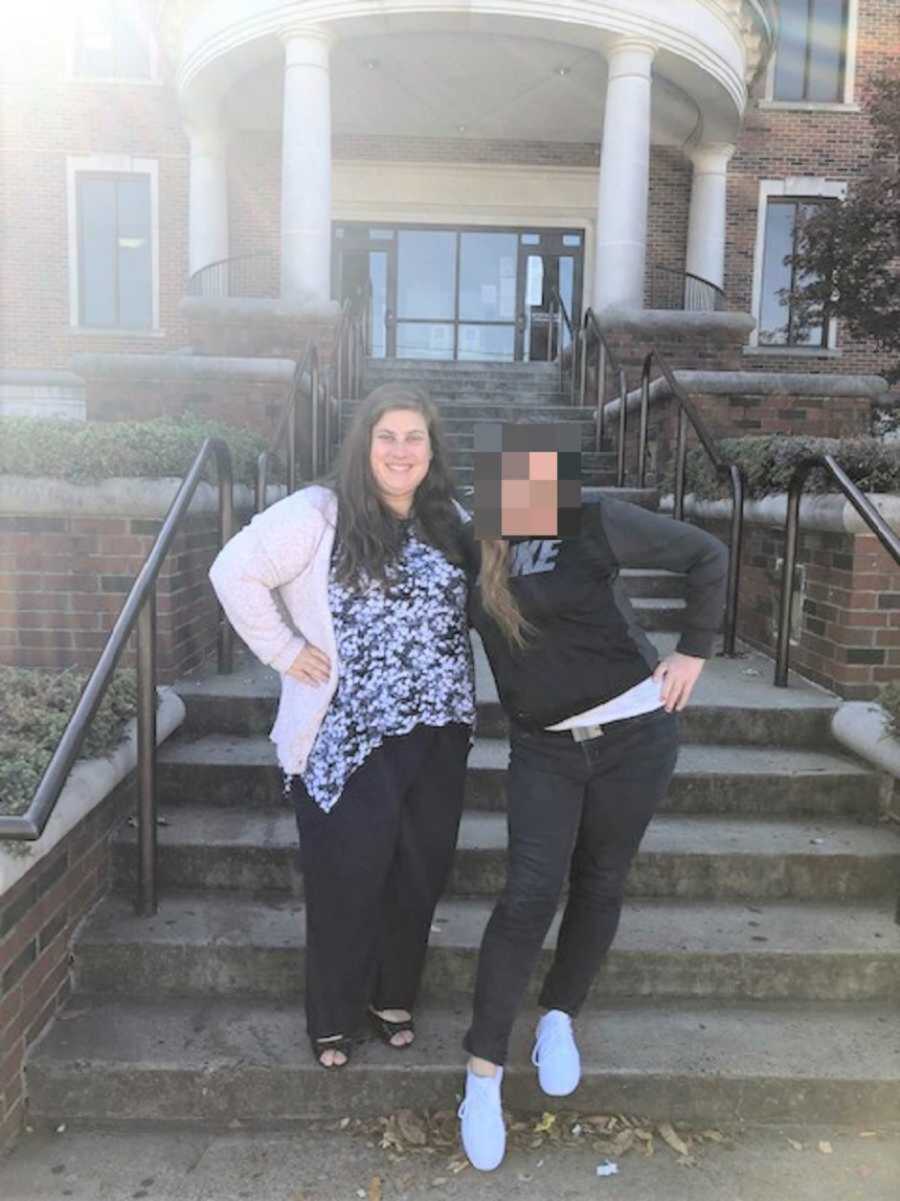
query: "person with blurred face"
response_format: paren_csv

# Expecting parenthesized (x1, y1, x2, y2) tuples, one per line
(210, 385, 474, 1068)
(457, 424, 728, 1171)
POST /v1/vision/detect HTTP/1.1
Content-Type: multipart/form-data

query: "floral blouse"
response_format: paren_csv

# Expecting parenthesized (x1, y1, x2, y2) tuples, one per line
(300, 523, 476, 812)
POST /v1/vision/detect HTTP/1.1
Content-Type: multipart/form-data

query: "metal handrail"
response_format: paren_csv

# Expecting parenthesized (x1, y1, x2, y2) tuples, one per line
(0, 439, 236, 917)
(650, 265, 726, 313)
(548, 285, 578, 405)
(186, 253, 278, 299)
(580, 308, 629, 478)
(775, 455, 900, 688)
(637, 349, 745, 657)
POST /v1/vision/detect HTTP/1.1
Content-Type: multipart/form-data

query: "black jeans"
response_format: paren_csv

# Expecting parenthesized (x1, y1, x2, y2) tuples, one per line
(464, 706, 679, 1066)
(292, 722, 469, 1041)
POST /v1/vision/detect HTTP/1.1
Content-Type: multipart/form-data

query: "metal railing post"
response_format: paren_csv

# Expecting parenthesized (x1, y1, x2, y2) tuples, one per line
(136, 591, 157, 917)
(616, 367, 628, 488)
(595, 340, 607, 453)
(723, 463, 744, 658)
(638, 355, 651, 490)
(775, 472, 804, 687)
(579, 318, 589, 406)
(217, 447, 235, 673)
(255, 451, 269, 515)
(674, 407, 689, 521)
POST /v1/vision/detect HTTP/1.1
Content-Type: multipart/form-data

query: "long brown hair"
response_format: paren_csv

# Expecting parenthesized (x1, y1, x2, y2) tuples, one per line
(479, 538, 536, 649)
(327, 383, 463, 589)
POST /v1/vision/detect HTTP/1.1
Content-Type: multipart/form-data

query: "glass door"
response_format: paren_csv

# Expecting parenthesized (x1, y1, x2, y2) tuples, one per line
(514, 232, 583, 362)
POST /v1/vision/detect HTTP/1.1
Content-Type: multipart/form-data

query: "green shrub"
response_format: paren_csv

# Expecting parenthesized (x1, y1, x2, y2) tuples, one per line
(667, 434, 900, 501)
(0, 415, 269, 487)
(881, 681, 900, 739)
(0, 668, 143, 819)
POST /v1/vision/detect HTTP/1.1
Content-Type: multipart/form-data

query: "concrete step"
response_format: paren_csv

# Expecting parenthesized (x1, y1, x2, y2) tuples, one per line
(114, 809, 900, 903)
(76, 893, 900, 1005)
(344, 402, 595, 420)
(155, 736, 880, 820)
(26, 995, 900, 1125)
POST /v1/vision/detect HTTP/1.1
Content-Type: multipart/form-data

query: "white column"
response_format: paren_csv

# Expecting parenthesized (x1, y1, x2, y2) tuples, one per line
(686, 142, 735, 290)
(279, 25, 332, 305)
(187, 126, 229, 283)
(593, 38, 656, 310)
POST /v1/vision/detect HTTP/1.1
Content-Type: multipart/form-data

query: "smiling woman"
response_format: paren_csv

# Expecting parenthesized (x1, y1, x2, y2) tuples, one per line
(208, 380, 475, 1069)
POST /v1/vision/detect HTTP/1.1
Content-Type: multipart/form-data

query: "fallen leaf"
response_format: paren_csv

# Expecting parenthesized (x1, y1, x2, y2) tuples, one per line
(858, 1131, 878, 1139)
(701, 1129, 724, 1143)
(368, 1176, 382, 1201)
(534, 1112, 557, 1134)
(431, 1177, 448, 1187)
(339, 1117, 350, 1129)
(397, 1109, 427, 1147)
(447, 1158, 468, 1175)
(818, 1141, 834, 1155)
(787, 1139, 804, 1152)
(658, 1122, 691, 1158)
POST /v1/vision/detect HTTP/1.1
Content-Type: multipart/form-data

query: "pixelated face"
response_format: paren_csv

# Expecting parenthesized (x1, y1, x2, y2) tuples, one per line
(473, 423, 582, 539)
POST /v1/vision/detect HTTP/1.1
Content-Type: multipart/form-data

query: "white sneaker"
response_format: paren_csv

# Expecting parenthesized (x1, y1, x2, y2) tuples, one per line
(458, 1066, 506, 1171)
(532, 1009, 581, 1096)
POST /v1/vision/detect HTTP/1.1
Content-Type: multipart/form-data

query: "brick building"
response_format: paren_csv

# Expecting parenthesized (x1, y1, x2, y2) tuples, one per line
(1, 0, 898, 393)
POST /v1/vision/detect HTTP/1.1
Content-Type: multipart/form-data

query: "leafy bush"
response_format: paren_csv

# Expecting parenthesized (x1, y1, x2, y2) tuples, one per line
(669, 434, 900, 501)
(0, 416, 268, 487)
(0, 668, 142, 818)
(881, 681, 900, 739)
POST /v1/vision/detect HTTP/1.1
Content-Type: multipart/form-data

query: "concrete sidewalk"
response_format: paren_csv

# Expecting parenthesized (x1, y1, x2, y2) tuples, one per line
(2, 1120, 898, 1201)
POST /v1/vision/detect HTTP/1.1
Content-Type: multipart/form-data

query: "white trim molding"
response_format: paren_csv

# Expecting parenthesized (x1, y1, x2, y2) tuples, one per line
(762, 0, 859, 109)
(66, 155, 161, 333)
(748, 176, 848, 353)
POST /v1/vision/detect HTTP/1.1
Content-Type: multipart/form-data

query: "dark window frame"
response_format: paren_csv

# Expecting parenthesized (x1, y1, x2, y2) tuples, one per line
(772, 0, 850, 103)
(76, 171, 154, 330)
(759, 196, 832, 349)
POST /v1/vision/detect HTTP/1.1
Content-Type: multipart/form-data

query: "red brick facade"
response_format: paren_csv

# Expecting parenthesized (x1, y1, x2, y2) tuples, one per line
(695, 515, 900, 699)
(0, 776, 133, 1152)
(1, 2, 897, 380)
(0, 510, 226, 683)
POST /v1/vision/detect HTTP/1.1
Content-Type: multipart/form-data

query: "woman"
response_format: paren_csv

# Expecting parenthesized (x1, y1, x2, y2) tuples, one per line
(210, 384, 475, 1068)
(457, 426, 728, 1170)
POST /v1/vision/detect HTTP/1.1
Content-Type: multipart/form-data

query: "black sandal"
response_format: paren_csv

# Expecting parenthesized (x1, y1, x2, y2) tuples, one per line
(310, 1034, 354, 1069)
(368, 1008, 415, 1048)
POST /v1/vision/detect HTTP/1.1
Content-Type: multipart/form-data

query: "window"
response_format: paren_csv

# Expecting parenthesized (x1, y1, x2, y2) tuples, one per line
(758, 199, 829, 346)
(74, 1, 152, 79)
(772, 0, 849, 103)
(68, 160, 158, 331)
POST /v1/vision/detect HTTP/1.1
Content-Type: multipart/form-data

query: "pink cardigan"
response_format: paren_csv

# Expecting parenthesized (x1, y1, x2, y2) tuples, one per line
(209, 485, 339, 776)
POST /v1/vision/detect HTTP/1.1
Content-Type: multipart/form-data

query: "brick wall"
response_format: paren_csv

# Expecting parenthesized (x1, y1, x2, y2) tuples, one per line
(0, 511, 225, 683)
(0, 0, 191, 373)
(694, 514, 900, 699)
(0, 775, 133, 1152)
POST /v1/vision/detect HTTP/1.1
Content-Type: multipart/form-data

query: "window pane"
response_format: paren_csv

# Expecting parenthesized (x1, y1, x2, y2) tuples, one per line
(758, 201, 796, 344)
(396, 322, 454, 360)
(792, 202, 826, 345)
(76, 2, 116, 76)
(79, 177, 117, 327)
(397, 230, 456, 319)
(773, 0, 811, 101)
(458, 325, 515, 363)
(458, 232, 518, 321)
(558, 256, 575, 351)
(808, 0, 846, 102)
(115, 10, 151, 79)
(116, 177, 152, 328)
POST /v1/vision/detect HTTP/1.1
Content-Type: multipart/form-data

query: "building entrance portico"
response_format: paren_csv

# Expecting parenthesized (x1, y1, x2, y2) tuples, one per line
(335, 223, 584, 363)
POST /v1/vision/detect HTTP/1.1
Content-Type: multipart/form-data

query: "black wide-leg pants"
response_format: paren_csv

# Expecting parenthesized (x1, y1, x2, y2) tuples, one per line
(292, 722, 470, 1041)
(464, 707, 679, 1066)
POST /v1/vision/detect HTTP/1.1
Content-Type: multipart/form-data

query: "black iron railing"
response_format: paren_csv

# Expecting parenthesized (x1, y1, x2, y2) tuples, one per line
(775, 456, 900, 688)
(650, 265, 726, 313)
(186, 253, 279, 300)
(548, 286, 578, 405)
(579, 309, 629, 471)
(0, 440, 236, 916)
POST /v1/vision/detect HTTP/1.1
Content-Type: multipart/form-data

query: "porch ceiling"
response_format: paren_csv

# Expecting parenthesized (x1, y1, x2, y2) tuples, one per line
(221, 31, 703, 148)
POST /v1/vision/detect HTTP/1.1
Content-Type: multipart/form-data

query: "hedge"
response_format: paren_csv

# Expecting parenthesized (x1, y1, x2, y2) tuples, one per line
(0, 668, 142, 819)
(882, 681, 900, 740)
(669, 435, 900, 502)
(0, 416, 268, 487)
